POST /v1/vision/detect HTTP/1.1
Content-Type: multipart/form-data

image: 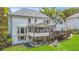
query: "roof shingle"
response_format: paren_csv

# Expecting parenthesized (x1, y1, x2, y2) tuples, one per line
(9, 8, 51, 19)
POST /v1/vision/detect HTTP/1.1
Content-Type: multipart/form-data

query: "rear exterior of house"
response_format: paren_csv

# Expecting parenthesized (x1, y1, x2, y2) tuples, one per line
(8, 8, 54, 45)
(9, 8, 77, 45)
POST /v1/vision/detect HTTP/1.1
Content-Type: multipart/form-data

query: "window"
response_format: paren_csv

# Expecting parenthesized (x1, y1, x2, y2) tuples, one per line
(46, 20, 49, 24)
(20, 36, 24, 40)
(44, 20, 49, 24)
(44, 20, 45, 23)
(17, 27, 19, 34)
(35, 19, 37, 23)
(28, 18, 31, 23)
(39, 27, 43, 30)
(20, 27, 24, 34)
(39, 27, 43, 33)
(18, 36, 26, 41)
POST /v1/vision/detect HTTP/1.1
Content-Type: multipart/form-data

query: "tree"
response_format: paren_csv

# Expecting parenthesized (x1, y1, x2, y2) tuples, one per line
(40, 7, 65, 28)
(40, 7, 79, 28)
(0, 7, 8, 39)
(40, 7, 62, 44)
(40, 7, 56, 17)
(0, 7, 8, 50)
(62, 8, 79, 19)
(60, 8, 79, 31)
(40, 7, 79, 44)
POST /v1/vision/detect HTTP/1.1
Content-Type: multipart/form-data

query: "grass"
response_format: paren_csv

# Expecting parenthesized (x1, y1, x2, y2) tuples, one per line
(3, 34, 79, 51)
(58, 34, 79, 51)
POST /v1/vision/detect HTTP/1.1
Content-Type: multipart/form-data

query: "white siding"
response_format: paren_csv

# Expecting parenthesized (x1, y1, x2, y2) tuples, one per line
(54, 18, 79, 31)
(54, 22, 67, 31)
(8, 15, 12, 35)
(66, 18, 79, 29)
(10, 15, 51, 45)
(12, 16, 29, 45)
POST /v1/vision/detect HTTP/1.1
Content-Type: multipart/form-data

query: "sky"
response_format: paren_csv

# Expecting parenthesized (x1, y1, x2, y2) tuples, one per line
(10, 7, 67, 12)
(10, 7, 41, 12)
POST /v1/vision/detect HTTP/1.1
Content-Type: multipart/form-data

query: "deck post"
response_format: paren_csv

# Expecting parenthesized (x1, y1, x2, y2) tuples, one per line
(33, 27, 35, 47)
(48, 26, 51, 44)
(42, 37, 43, 46)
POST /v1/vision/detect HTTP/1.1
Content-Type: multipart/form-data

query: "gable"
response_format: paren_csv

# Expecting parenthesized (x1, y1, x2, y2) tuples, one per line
(9, 8, 51, 19)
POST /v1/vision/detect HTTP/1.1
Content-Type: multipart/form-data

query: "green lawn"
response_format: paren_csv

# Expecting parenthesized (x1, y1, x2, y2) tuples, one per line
(3, 34, 79, 51)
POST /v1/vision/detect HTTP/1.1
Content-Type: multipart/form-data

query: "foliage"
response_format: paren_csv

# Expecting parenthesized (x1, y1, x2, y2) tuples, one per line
(40, 7, 65, 28)
(62, 8, 79, 19)
(40, 7, 79, 32)
(0, 7, 9, 50)
(6, 34, 12, 44)
(40, 7, 79, 22)
(69, 29, 79, 34)
(0, 7, 8, 39)
(40, 7, 56, 17)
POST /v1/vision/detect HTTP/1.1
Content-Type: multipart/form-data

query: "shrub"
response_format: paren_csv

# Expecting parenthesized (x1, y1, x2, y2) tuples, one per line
(6, 34, 11, 38)
(6, 34, 12, 46)
(0, 34, 12, 50)
(69, 29, 79, 34)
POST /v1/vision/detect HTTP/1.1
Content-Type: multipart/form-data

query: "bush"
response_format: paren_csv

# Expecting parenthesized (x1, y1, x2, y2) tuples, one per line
(6, 34, 12, 46)
(69, 29, 79, 34)
(6, 34, 11, 38)
(0, 34, 12, 50)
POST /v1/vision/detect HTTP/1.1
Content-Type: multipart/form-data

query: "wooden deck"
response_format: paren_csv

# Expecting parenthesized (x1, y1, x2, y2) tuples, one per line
(31, 31, 71, 47)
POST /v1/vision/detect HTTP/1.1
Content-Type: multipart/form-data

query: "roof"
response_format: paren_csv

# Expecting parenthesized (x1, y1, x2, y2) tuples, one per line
(9, 8, 51, 19)
(66, 13, 79, 19)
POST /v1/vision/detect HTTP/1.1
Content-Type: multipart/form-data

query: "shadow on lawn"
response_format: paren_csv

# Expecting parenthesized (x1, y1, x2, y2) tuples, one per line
(23, 43, 33, 48)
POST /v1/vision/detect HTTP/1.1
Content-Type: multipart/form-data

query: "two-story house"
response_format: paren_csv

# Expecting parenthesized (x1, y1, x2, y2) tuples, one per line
(8, 8, 55, 45)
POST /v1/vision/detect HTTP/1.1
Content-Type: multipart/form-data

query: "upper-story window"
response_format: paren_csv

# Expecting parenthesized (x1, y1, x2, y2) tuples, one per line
(44, 20, 45, 23)
(20, 27, 24, 34)
(46, 20, 49, 24)
(28, 18, 31, 23)
(44, 20, 49, 24)
(17, 27, 19, 34)
(35, 19, 37, 23)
